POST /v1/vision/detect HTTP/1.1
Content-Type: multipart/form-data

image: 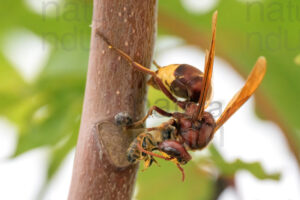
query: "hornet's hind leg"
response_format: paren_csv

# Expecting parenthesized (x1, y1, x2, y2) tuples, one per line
(97, 31, 187, 109)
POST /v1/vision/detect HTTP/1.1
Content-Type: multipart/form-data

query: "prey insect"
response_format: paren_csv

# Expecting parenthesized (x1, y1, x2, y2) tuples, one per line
(98, 11, 267, 181)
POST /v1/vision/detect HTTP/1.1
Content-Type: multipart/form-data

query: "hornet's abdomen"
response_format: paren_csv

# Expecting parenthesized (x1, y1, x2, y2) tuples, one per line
(173, 64, 207, 102)
(148, 64, 212, 103)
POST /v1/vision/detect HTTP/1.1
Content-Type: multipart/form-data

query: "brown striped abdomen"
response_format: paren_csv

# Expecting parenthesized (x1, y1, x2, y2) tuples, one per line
(148, 64, 212, 103)
(171, 64, 211, 102)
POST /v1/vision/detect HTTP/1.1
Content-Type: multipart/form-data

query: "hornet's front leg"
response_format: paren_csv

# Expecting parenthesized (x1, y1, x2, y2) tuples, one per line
(127, 106, 173, 129)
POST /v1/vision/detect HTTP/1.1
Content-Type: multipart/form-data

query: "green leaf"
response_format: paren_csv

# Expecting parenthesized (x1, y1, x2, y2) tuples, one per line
(209, 145, 280, 180)
(137, 161, 214, 200)
(0, 0, 90, 185)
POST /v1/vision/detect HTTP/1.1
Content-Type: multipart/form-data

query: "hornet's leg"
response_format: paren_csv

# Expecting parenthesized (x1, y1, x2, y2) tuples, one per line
(153, 60, 162, 69)
(128, 106, 173, 129)
(97, 31, 186, 109)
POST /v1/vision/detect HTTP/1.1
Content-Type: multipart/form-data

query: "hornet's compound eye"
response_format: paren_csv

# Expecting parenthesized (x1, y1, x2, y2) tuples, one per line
(114, 112, 133, 127)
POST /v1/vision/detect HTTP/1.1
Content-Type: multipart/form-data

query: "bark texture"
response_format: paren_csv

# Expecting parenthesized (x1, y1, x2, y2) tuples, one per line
(68, 0, 157, 199)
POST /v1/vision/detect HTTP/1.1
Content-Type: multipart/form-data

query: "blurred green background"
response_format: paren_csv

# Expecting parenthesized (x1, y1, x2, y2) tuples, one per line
(0, 0, 299, 199)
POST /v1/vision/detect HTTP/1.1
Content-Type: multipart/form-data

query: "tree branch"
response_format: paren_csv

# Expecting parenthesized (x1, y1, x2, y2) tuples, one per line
(68, 0, 157, 199)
